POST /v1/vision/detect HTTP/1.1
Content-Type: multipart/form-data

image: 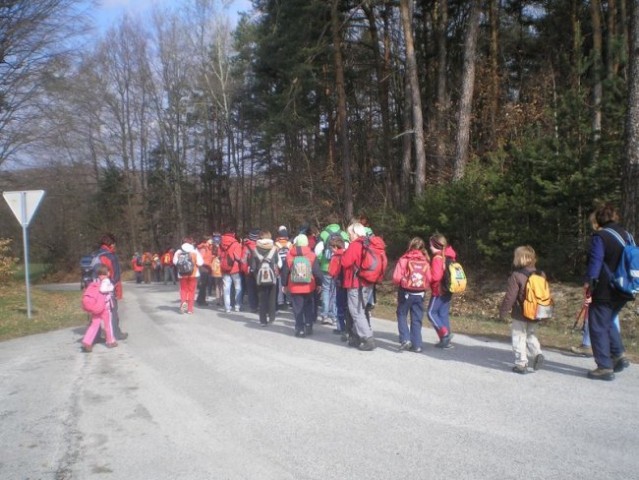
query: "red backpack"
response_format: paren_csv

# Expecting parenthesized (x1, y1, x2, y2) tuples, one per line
(358, 236, 388, 284)
(82, 281, 105, 315)
(400, 258, 431, 291)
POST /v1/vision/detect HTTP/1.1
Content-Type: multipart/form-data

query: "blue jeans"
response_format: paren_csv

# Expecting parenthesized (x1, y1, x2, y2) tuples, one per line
(396, 290, 425, 348)
(320, 274, 336, 320)
(223, 273, 242, 311)
(427, 294, 452, 339)
(588, 302, 625, 369)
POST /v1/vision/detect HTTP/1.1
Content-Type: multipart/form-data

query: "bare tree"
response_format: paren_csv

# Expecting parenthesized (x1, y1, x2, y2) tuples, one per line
(0, 0, 92, 169)
(622, 0, 639, 234)
(400, 0, 427, 196)
(331, 0, 353, 220)
(453, 0, 481, 181)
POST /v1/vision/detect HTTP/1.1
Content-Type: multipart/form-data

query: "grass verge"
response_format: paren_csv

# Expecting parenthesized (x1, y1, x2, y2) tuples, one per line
(0, 282, 86, 341)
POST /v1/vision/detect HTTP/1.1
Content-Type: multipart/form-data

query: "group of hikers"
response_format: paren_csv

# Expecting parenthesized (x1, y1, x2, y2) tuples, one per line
(81, 203, 635, 381)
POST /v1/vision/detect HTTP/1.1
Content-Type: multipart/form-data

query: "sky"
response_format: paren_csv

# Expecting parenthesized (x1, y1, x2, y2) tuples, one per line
(91, 0, 253, 31)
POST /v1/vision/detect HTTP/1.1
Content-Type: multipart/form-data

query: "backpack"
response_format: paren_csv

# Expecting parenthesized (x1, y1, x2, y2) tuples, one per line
(442, 256, 467, 294)
(176, 251, 195, 276)
(290, 252, 313, 284)
(602, 228, 639, 300)
(81, 281, 105, 315)
(358, 236, 387, 284)
(220, 242, 238, 273)
(521, 270, 553, 321)
(135, 255, 143, 267)
(255, 248, 278, 286)
(400, 258, 430, 291)
(320, 225, 344, 262)
(80, 250, 105, 288)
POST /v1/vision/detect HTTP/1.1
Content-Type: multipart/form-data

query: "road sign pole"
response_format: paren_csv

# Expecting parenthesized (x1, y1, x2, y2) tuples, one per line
(21, 192, 33, 319)
(2, 190, 45, 319)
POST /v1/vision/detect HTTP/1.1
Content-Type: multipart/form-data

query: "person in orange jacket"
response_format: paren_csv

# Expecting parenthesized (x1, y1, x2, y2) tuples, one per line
(280, 234, 323, 337)
(219, 229, 243, 312)
(196, 237, 213, 306)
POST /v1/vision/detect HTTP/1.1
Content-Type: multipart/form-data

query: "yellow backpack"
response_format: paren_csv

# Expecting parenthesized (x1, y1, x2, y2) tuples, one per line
(521, 270, 553, 321)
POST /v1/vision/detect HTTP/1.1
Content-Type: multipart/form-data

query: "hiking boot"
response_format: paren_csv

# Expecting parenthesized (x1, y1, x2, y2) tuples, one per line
(347, 335, 360, 347)
(340, 333, 348, 342)
(304, 325, 313, 336)
(533, 354, 545, 371)
(613, 356, 630, 373)
(358, 337, 376, 351)
(398, 341, 412, 351)
(295, 330, 305, 338)
(106, 342, 118, 349)
(587, 368, 615, 381)
(81, 343, 92, 353)
(116, 332, 128, 341)
(570, 345, 593, 357)
(512, 365, 528, 375)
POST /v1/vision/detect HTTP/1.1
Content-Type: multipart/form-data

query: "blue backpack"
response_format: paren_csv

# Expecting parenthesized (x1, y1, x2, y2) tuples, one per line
(602, 228, 639, 300)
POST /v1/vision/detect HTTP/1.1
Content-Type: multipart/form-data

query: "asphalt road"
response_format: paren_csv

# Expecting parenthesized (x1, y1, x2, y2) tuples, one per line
(1, 282, 638, 479)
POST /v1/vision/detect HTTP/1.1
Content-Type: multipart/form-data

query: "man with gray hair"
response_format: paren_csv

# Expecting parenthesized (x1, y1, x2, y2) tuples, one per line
(339, 222, 376, 350)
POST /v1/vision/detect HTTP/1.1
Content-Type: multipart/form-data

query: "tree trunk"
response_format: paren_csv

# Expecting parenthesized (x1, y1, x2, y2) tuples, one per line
(400, 0, 427, 196)
(453, 0, 481, 181)
(622, 0, 639, 234)
(331, 0, 353, 221)
(591, 0, 603, 144)
(363, 1, 395, 207)
(607, 0, 619, 78)
(400, 72, 413, 208)
(434, 0, 449, 171)
(488, 0, 499, 149)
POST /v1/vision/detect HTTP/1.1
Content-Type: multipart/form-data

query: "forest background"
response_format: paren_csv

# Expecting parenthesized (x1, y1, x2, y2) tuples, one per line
(1, 0, 639, 285)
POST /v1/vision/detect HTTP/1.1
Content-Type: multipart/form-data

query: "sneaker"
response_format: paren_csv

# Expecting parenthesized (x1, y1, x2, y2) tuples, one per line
(234, 306, 240, 312)
(186, 311, 193, 315)
(116, 332, 128, 341)
(358, 337, 376, 351)
(304, 325, 313, 336)
(512, 365, 528, 375)
(340, 333, 348, 342)
(347, 335, 360, 347)
(260, 322, 268, 328)
(106, 342, 118, 349)
(81, 343, 92, 353)
(332, 328, 343, 335)
(409, 346, 423, 353)
(224, 308, 231, 313)
(533, 354, 544, 371)
(321, 317, 334, 326)
(435, 334, 454, 349)
(570, 345, 593, 357)
(587, 368, 615, 381)
(295, 330, 306, 338)
(180, 302, 188, 314)
(613, 356, 630, 373)
(398, 341, 412, 351)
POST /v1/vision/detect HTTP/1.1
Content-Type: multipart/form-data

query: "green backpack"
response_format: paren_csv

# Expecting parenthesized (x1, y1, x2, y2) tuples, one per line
(290, 254, 313, 284)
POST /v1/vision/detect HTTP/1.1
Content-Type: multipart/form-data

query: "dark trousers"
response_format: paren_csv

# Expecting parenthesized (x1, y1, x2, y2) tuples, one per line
(589, 302, 625, 369)
(257, 285, 277, 324)
(290, 293, 315, 333)
(197, 268, 210, 305)
(245, 274, 259, 311)
(336, 286, 347, 332)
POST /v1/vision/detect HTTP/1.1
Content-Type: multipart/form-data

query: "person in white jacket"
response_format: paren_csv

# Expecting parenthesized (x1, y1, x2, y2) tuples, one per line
(173, 237, 204, 314)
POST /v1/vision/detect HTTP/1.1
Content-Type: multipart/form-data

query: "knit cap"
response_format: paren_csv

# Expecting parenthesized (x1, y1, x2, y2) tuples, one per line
(277, 225, 289, 238)
(248, 229, 260, 241)
(295, 234, 308, 247)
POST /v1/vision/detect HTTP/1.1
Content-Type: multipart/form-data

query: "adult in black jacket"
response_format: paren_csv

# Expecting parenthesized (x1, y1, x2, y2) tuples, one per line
(584, 204, 631, 380)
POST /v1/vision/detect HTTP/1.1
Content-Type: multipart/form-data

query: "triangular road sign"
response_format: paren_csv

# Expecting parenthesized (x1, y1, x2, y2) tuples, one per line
(3, 190, 46, 226)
